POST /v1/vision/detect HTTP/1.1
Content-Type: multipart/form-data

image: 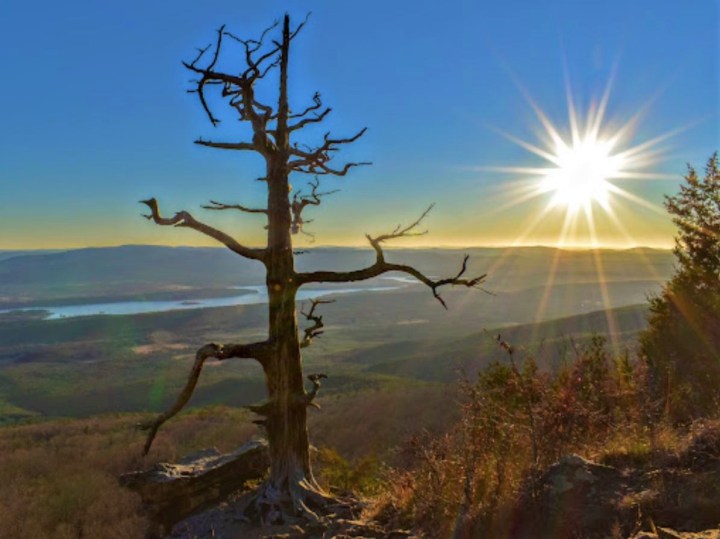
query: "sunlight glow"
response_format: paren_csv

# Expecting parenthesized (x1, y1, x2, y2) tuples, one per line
(482, 72, 678, 247)
(539, 136, 621, 213)
(478, 73, 679, 348)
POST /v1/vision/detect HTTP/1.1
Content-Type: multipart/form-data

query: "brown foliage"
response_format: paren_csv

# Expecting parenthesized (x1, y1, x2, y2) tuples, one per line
(0, 407, 256, 538)
(381, 336, 656, 538)
(0, 386, 452, 535)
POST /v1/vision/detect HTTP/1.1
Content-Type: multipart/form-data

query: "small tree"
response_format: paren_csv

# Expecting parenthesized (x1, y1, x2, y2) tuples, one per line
(641, 153, 720, 421)
(138, 15, 485, 522)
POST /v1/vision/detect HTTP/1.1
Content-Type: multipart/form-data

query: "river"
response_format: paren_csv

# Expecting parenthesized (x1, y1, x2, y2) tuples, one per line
(1, 282, 408, 320)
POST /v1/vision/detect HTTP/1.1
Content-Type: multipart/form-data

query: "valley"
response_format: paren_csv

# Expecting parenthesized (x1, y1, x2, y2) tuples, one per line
(0, 245, 671, 424)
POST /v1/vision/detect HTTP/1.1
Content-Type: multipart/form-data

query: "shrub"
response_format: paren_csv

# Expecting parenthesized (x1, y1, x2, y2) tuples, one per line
(385, 335, 653, 538)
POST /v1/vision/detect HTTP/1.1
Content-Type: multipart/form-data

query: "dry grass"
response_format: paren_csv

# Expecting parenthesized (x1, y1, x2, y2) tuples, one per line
(5, 341, 712, 539)
(0, 416, 149, 538)
(0, 385, 453, 537)
(371, 337, 687, 538)
(0, 407, 258, 538)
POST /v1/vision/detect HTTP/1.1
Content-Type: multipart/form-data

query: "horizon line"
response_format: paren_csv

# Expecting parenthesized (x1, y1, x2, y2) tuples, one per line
(0, 242, 674, 252)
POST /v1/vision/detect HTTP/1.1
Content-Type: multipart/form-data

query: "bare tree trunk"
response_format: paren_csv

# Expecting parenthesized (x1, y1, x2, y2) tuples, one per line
(257, 26, 328, 509)
(138, 13, 487, 525)
(256, 156, 325, 519)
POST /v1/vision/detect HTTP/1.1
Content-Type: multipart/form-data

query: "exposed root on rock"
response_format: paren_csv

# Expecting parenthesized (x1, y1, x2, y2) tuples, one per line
(165, 482, 410, 539)
(239, 476, 354, 528)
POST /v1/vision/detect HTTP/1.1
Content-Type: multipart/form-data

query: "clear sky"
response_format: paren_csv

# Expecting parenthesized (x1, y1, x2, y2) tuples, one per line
(1, 0, 718, 249)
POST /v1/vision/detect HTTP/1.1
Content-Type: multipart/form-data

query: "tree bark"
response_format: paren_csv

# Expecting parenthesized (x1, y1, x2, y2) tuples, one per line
(259, 155, 321, 517)
(251, 20, 327, 519)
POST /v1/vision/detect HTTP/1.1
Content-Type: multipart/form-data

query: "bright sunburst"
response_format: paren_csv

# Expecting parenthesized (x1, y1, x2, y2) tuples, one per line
(479, 73, 681, 354)
(539, 133, 620, 213)
(483, 73, 679, 247)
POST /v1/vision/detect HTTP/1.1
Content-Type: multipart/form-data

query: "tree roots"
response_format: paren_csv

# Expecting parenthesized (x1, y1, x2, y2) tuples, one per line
(240, 476, 352, 527)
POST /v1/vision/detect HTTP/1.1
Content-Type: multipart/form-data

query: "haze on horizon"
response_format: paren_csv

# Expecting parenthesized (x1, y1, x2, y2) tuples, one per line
(1, 0, 717, 251)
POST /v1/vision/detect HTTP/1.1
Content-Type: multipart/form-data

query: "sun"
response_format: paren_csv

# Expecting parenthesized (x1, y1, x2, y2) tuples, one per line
(477, 72, 680, 354)
(539, 133, 624, 214)
(482, 72, 679, 246)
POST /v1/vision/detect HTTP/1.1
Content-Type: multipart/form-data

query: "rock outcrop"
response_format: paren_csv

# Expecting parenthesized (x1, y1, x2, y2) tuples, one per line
(120, 439, 270, 536)
(512, 422, 720, 539)
(515, 454, 625, 538)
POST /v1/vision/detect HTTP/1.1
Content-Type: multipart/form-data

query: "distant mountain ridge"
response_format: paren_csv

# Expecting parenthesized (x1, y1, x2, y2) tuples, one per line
(0, 244, 674, 310)
(0, 243, 673, 284)
(0, 249, 66, 262)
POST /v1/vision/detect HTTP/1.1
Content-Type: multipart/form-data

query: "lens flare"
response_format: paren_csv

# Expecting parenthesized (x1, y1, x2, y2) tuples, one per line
(540, 136, 620, 212)
(479, 72, 681, 248)
(474, 72, 682, 354)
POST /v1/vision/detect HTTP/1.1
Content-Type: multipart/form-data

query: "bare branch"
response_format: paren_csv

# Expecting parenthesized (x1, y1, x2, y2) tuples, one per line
(300, 228, 316, 243)
(324, 127, 367, 146)
(194, 139, 258, 151)
(286, 92, 333, 131)
(221, 19, 283, 83)
(368, 204, 434, 259)
(290, 92, 323, 119)
(305, 373, 327, 407)
(287, 128, 368, 160)
(224, 19, 279, 54)
(288, 128, 370, 175)
(300, 299, 335, 348)
(185, 25, 226, 126)
(297, 206, 487, 308)
(203, 200, 268, 214)
(308, 161, 373, 177)
(204, 14, 307, 129)
(184, 14, 367, 175)
(289, 107, 332, 132)
(138, 341, 270, 455)
(189, 44, 212, 66)
(183, 18, 289, 144)
(291, 177, 339, 235)
(208, 25, 224, 70)
(140, 198, 266, 262)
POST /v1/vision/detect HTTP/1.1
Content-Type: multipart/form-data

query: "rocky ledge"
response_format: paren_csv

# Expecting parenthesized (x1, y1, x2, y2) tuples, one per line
(120, 439, 270, 536)
(512, 421, 720, 538)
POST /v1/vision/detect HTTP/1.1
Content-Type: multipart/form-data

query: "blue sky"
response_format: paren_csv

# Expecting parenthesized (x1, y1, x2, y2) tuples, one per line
(1, 0, 717, 248)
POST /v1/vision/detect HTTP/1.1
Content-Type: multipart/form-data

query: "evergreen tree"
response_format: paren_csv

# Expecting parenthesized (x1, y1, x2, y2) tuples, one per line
(641, 153, 720, 420)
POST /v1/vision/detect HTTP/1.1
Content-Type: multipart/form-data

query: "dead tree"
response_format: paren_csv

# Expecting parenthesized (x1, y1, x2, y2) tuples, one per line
(138, 14, 486, 523)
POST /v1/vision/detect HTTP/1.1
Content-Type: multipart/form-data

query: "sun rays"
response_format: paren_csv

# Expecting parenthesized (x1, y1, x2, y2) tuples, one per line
(477, 73, 681, 353)
(487, 77, 677, 243)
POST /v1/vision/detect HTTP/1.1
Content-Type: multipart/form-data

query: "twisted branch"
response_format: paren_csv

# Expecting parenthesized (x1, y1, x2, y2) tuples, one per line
(184, 15, 310, 145)
(184, 15, 368, 181)
(140, 198, 266, 262)
(183, 21, 283, 147)
(290, 92, 323, 119)
(297, 205, 486, 308)
(300, 299, 335, 348)
(288, 128, 371, 175)
(138, 341, 270, 455)
(305, 373, 327, 407)
(291, 177, 339, 235)
(288, 92, 332, 131)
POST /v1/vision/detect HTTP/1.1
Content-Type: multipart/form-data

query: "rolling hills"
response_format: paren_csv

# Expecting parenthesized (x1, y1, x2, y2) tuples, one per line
(0, 245, 670, 423)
